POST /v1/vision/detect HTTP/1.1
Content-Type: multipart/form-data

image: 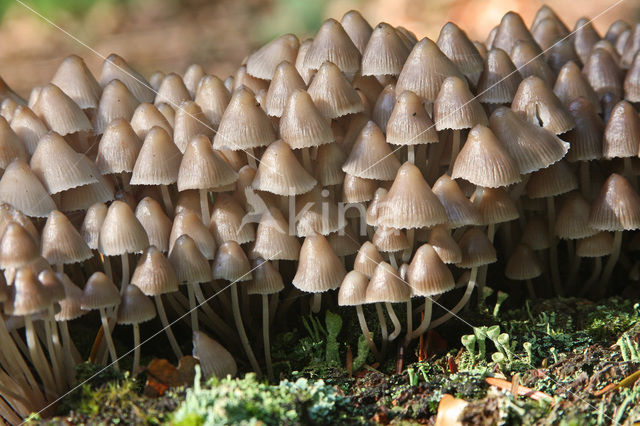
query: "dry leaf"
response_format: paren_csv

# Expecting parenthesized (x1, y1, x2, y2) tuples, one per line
(435, 394, 468, 426)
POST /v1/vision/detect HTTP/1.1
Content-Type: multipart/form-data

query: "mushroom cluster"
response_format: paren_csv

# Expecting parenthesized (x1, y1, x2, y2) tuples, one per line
(0, 5, 640, 420)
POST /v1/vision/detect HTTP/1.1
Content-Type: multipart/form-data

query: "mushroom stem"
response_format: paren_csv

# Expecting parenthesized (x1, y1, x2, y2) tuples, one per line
(375, 303, 388, 354)
(526, 279, 536, 299)
(24, 315, 56, 399)
(429, 267, 477, 328)
(192, 283, 236, 339)
(448, 129, 460, 175)
(154, 295, 183, 359)
(59, 321, 78, 385)
(426, 141, 445, 182)
(160, 185, 173, 216)
(402, 229, 415, 262)
(99, 307, 119, 370)
(623, 158, 638, 190)
(46, 307, 65, 390)
(385, 302, 401, 341)
(132, 323, 141, 375)
(311, 293, 322, 313)
(579, 161, 591, 200)
(101, 254, 113, 282)
(407, 145, 415, 164)
(404, 299, 412, 348)
(199, 189, 210, 225)
(410, 298, 433, 340)
(598, 230, 622, 296)
(388, 253, 398, 269)
(269, 291, 279, 327)
(187, 284, 199, 332)
(120, 253, 129, 294)
(302, 148, 313, 172)
(55, 264, 63, 274)
(262, 295, 274, 381)
(230, 284, 262, 375)
(246, 148, 258, 169)
(580, 257, 602, 297)
(0, 316, 42, 401)
(546, 196, 564, 296)
(356, 305, 380, 360)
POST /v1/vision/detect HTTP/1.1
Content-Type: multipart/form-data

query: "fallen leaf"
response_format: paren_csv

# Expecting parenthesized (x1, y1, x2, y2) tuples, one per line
(435, 394, 468, 426)
(486, 377, 552, 401)
(593, 369, 640, 396)
(145, 356, 199, 397)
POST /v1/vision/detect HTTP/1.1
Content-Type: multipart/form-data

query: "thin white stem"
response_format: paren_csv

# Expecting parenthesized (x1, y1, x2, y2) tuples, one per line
(526, 279, 536, 299)
(448, 129, 460, 175)
(132, 323, 141, 375)
(120, 253, 129, 295)
(187, 284, 199, 332)
(599, 231, 622, 296)
(161, 185, 173, 217)
(311, 293, 321, 313)
(247, 148, 257, 169)
(24, 315, 57, 399)
(546, 196, 563, 296)
(385, 303, 401, 341)
(262, 295, 273, 381)
(99, 308, 119, 371)
(376, 303, 388, 354)
(407, 145, 415, 164)
(429, 267, 477, 328)
(356, 305, 379, 360)
(404, 299, 413, 348)
(231, 284, 262, 375)
(580, 257, 603, 297)
(154, 295, 183, 359)
(200, 188, 210, 225)
(402, 228, 415, 263)
(60, 321, 77, 385)
(410, 298, 433, 340)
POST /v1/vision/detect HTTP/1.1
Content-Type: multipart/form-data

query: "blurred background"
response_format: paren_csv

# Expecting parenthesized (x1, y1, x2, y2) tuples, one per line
(1, 0, 638, 97)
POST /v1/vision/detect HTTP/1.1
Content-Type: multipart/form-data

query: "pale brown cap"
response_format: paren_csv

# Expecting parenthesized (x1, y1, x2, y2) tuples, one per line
(99, 53, 154, 103)
(233, 65, 269, 94)
(365, 187, 388, 226)
(81, 272, 120, 310)
(361, 23, 410, 76)
(0, 222, 39, 269)
(605, 20, 629, 44)
(35, 84, 92, 135)
(55, 273, 87, 321)
(395, 37, 465, 103)
(434, 76, 488, 130)
(457, 228, 497, 268)
(93, 79, 139, 134)
(9, 268, 50, 316)
(555, 192, 597, 240)
(154, 73, 190, 107)
(212, 241, 252, 282)
(432, 174, 481, 228)
(489, 107, 569, 174)
(132, 245, 178, 295)
(149, 71, 165, 91)
(505, 244, 542, 280)
(373, 226, 409, 253)
(265, 62, 306, 118)
(135, 197, 172, 252)
(130, 102, 173, 140)
(428, 225, 461, 264)
(209, 194, 255, 246)
(342, 173, 376, 203)
(247, 34, 300, 80)
(316, 143, 346, 187)
(294, 186, 343, 237)
(437, 22, 484, 86)
(378, 162, 447, 229)
(130, 126, 181, 186)
(168, 234, 212, 284)
(493, 12, 539, 54)
(246, 258, 284, 295)
(386, 90, 439, 146)
(280, 90, 334, 149)
(0, 159, 56, 218)
(366, 262, 411, 303)
(303, 18, 361, 75)
(511, 76, 575, 134)
(473, 187, 519, 225)
(353, 241, 383, 278)
(510, 40, 555, 86)
(452, 125, 521, 188)
(117, 283, 156, 325)
(532, 5, 570, 35)
(406, 243, 454, 296)
(173, 101, 213, 153)
(174, 190, 201, 219)
(1, 99, 20, 121)
(583, 48, 623, 97)
(342, 121, 401, 180)
(0, 76, 25, 106)
(553, 61, 601, 111)
(177, 135, 238, 192)
(50, 55, 101, 110)
(620, 23, 640, 66)
(526, 160, 577, 198)
(307, 61, 364, 119)
(572, 18, 601, 64)
(372, 84, 396, 132)
(81, 202, 107, 250)
(589, 173, 640, 231)
(156, 101, 177, 129)
(576, 232, 614, 257)
(521, 215, 552, 250)
(396, 26, 418, 49)
(99, 200, 149, 256)
(338, 270, 369, 305)
(252, 140, 316, 196)
(616, 28, 632, 58)
(294, 38, 315, 84)
(182, 64, 205, 97)
(195, 75, 230, 129)
(0, 116, 27, 171)
(251, 207, 300, 261)
(477, 48, 522, 104)
(96, 118, 142, 175)
(169, 210, 217, 260)
(564, 97, 604, 162)
(0, 203, 38, 243)
(327, 227, 360, 256)
(352, 74, 383, 106)
(340, 10, 372, 54)
(9, 105, 47, 155)
(41, 210, 91, 265)
(292, 233, 346, 293)
(58, 173, 115, 212)
(603, 100, 640, 159)
(193, 331, 237, 379)
(624, 52, 640, 102)
(232, 165, 257, 209)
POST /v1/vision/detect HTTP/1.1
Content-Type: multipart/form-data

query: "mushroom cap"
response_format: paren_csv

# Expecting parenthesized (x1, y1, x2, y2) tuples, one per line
(182, 64, 205, 97)
(96, 118, 142, 175)
(602, 100, 640, 159)
(303, 18, 361, 75)
(477, 48, 522, 104)
(583, 48, 623, 97)
(432, 174, 481, 228)
(0, 222, 39, 269)
(173, 101, 213, 153)
(373, 226, 409, 253)
(436, 22, 484, 85)
(473, 187, 519, 225)
(195, 75, 230, 128)
(555, 192, 598, 240)
(81, 202, 107, 250)
(9, 268, 50, 316)
(576, 232, 614, 257)
(564, 97, 604, 162)
(316, 143, 346, 187)
(209, 194, 255, 246)
(353, 241, 383, 279)
(457, 228, 497, 268)
(505, 244, 542, 280)
(135, 197, 172, 252)
(130, 103, 173, 140)
(41, 210, 92, 265)
(342, 174, 376, 203)
(553, 61, 601, 112)
(168, 234, 212, 284)
(192, 331, 237, 379)
(0, 159, 56, 218)
(521, 215, 552, 250)
(340, 10, 373, 54)
(81, 272, 120, 310)
(131, 245, 179, 296)
(510, 40, 555, 86)
(406, 244, 455, 296)
(386, 90, 439, 146)
(212, 241, 252, 282)
(338, 270, 369, 306)
(493, 11, 538, 53)
(58, 166, 115, 213)
(589, 173, 640, 231)
(177, 135, 238, 191)
(0, 116, 28, 170)
(34, 84, 92, 135)
(327, 227, 360, 256)
(428, 225, 462, 264)
(9, 105, 48, 156)
(130, 127, 182, 186)
(292, 233, 346, 293)
(264, 61, 306, 118)
(246, 258, 284, 295)
(307, 61, 364, 119)
(434, 76, 488, 130)
(526, 160, 577, 198)
(99, 200, 149, 256)
(99, 53, 154, 103)
(279, 90, 334, 149)
(169, 210, 217, 260)
(342, 121, 401, 181)
(93, 79, 139, 134)
(55, 273, 87, 321)
(251, 207, 301, 261)
(117, 284, 156, 325)
(361, 22, 410, 76)
(247, 34, 300, 80)
(294, 186, 344, 237)
(366, 262, 411, 303)
(252, 140, 316, 196)
(365, 187, 388, 227)
(154, 73, 190, 107)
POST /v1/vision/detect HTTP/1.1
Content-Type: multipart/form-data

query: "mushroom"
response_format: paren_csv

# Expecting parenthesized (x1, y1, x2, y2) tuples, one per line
(437, 22, 484, 87)
(116, 284, 156, 374)
(505, 244, 542, 298)
(339, 270, 379, 359)
(192, 331, 237, 380)
(41, 210, 92, 273)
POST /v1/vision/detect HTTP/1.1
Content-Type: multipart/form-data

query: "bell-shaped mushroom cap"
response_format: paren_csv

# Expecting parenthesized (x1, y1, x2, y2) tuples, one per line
(172, 101, 213, 153)
(9, 105, 47, 156)
(365, 187, 387, 226)
(342, 174, 376, 203)
(489, 107, 568, 175)
(81, 272, 120, 310)
(386, 90, 438, 146)
(156, 102, 176, 127)
(406, 244, 454, 296)
(340, 10, 373, 54)
(41, 210, 92, 265)
(280, 90, 334, 149)
(35, 84, 92, 135)
(95, 119, 141, 175)
(81, 202, 107, 250)
(521, 216, 551, 250)
(38, 269, 64, 305)
(434, 76, 488, 130)
(377, 162, 447, 229)
(252, 140, 316, 195)
(130, 103, 173, 140)
(452, 125, 521, 188)
(366, 262, 411, 303)
(576, 231, 614, 257)
(177, 135, 238, 192)
(432, 174, 481, 228)
(307, 61, 364, 119)
(168, 234, 211, 284)
(395, 37, 464, 103)
(92, 79, 138, 134)
(194, 75, 230, 128)
(342, 121, 401, 180)
(604, 19, 629, 43)
(477, 48, 522, 104)
(213, 86, 276, 151)
(209, 194, 254, 246)
(246, 258, 284, 295)
(583, 48, 623, 97)
(511, 76, 574, 134)
(30, 132, 99, 194)
(474, 187, 519, 225)
(510, 40, 555, 85)
(264, 62, 306, 118)
(526, 160, 577, 198)
(361, 23, 410, 76)
(251, 207, 300, 261)
(373, 226, 409, 253)
(0, 159, 56, 218)
(437, 22, 484, 86)
(117, 284, 156, 325)
(0, 116, 27, 170)
(327, 227, 360, 256)
(9, 268, 50, 316)
(624, 52, 640, 102)
(154, 73, 190, 107)
(212, 241, 252, 282)
(247, 34, 300, 80)
(55, 273, 86, 321)
(0, 222, 40, 269)
(553, 61, 601, 111)
(0, 203, 38, 240)
(589, 173, 640, 231)
(338, 270, 369, 305)
(428, 225, 461, 264)
(182, 64, 204, 97)
(316, 143, 346, 187)
(233, 64, 269, 94)
(131, 246, 178, 296)
(99, 54, 154, 103)
(505, 244, 542, 280)
(193, 331, 237, 379)
(373, 84, 397, 130)
(169, 210, 217, 260)
(294, 186, 343, 237)
(58, 173, 115, 212)
(620, 23, 640, 66)
(353, 241, 383, 278)
(457, 228, 497, 268)
(303, 18, 361, 74)
(293, 233, 346, 293)
(130, 127, 181, 186)
(603, 101, 640, 159)
(99, 200, 149, 256)
(493, 11, 538, 53)
(555, 192, 597, 240)
(565, 97, 604, 162)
